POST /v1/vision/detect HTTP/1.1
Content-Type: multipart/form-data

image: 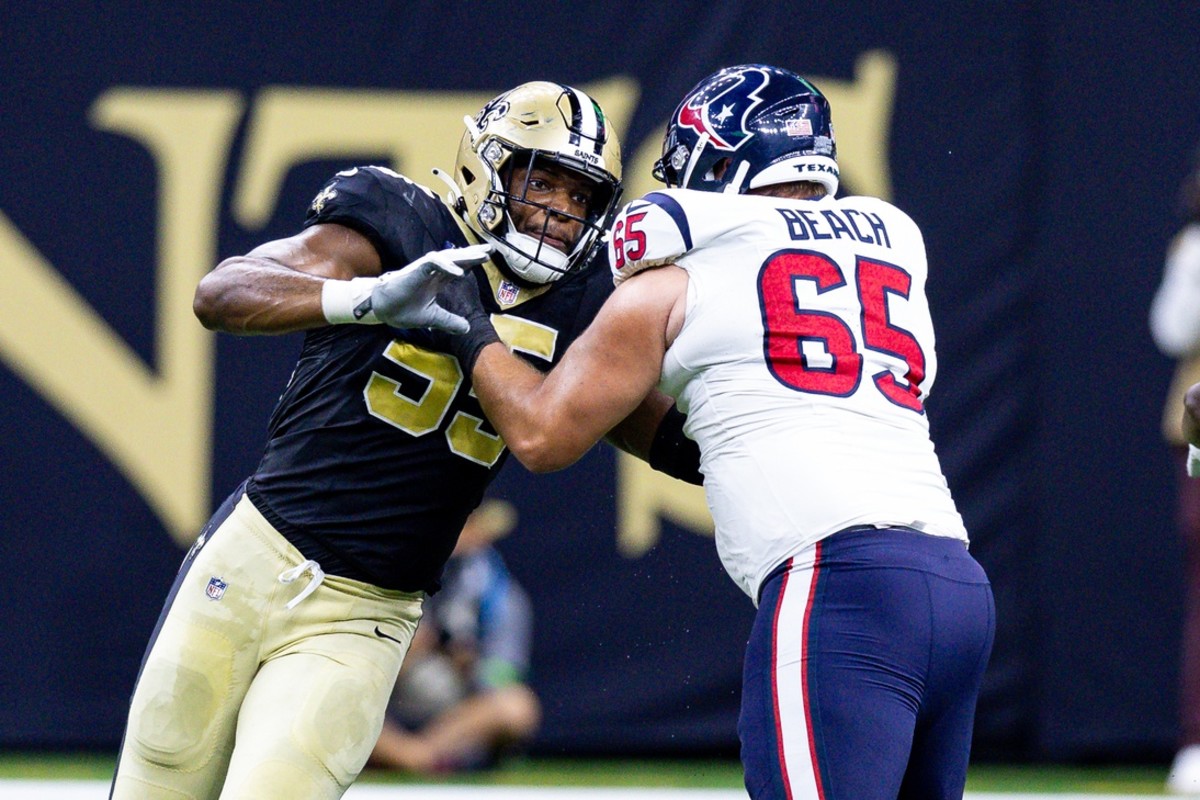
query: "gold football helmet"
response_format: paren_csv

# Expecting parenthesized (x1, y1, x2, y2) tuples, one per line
(449, 81, 622, 284)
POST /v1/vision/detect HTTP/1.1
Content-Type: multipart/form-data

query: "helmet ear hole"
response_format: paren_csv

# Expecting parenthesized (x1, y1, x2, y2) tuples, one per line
(711, 158, 733, 182)
(459, 165, 475, 185)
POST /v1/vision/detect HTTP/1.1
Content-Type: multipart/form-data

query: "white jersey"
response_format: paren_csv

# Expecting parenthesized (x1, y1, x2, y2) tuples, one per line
(610, 188, 968, 601)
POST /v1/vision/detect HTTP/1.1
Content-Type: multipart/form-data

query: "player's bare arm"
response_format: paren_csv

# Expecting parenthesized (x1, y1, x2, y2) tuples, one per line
(194, 223, 381, 334)
(195, 222, 483, 336)
(469, 265, 688, 472)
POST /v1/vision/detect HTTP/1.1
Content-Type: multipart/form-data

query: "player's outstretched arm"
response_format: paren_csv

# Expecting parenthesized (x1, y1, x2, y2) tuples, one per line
(468, 266, 689, 473)
(194, 223, 381, 334)
(194, 223, 484, 335)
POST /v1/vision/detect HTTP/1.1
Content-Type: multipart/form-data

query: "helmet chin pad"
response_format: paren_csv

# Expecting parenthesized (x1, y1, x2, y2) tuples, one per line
(495, 229, 572, 284)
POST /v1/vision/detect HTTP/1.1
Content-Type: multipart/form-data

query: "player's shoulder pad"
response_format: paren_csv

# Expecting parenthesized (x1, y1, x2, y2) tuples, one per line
(837, 193, 916, 226)
(838, 193, 900, 214)
(304, 166, 449, 264)
(610, 188, 710, 286)
(837, 194, 924, 245)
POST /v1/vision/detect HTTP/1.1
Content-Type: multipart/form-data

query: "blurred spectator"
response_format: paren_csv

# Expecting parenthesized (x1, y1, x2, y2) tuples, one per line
(368, 500, 541, 775)
(1149, 147, 1200, 795)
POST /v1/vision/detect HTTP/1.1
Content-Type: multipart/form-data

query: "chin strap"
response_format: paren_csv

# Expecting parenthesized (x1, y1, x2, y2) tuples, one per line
(502, 230, 570, 272)
(724, 161, 752, 194)
(462, 114, 483, 142)
(680, 132, 710, 190)
(431, 167, 463, 207)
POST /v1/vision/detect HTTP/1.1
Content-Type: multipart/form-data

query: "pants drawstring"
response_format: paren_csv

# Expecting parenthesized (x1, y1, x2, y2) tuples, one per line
(278, 559, 325, 610)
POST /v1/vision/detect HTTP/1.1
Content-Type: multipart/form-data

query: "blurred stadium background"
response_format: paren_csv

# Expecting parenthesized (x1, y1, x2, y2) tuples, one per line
(3, 1, 1200, 795)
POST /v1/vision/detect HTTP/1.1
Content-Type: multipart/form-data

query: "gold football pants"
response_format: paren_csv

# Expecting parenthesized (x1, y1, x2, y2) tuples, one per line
(110, 492, 424, 800)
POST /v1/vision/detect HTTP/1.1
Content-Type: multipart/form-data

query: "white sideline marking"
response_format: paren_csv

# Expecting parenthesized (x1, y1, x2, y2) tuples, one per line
(0, 779, 1175, 799)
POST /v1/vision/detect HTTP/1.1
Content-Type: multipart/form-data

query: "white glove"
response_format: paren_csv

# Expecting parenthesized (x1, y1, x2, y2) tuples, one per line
(321, 244, 493, 333)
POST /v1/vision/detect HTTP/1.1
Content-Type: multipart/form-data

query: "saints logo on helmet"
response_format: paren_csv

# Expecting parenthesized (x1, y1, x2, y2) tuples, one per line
(449, 82, 623, 285)
(653, 64, 839, 196)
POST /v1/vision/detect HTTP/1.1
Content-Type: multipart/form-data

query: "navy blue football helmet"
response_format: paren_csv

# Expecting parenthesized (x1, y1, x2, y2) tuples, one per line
(653, 64, 839, 195)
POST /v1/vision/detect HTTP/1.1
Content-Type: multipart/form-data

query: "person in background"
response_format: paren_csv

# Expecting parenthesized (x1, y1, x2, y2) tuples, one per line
(1150, 147, 1200, 795)
(369, 499, 540, 774)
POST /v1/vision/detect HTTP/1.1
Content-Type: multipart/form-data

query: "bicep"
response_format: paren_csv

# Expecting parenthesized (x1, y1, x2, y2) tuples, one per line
(244, 223, 383, 280)
(541, 268, 685, 445)
(193, 223, 383, 333)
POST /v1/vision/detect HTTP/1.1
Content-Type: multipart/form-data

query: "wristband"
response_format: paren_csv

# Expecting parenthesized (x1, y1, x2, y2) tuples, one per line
(321, 277, 382, 325)
(454, 321, 502, 376)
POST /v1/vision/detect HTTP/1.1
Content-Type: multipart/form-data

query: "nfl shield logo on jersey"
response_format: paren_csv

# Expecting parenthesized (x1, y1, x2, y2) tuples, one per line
(497, 280, 520, 306)
(205, 576, 228, 601)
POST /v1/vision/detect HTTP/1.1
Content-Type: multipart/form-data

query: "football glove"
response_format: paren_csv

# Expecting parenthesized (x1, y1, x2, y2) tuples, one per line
(429, 268, 501, 375)
(321, 243, 493, 333)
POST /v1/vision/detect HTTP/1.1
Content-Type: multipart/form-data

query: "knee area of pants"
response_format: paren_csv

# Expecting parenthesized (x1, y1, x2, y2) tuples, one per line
(127, 661, 223, 768)
(297, 674, 390, 784)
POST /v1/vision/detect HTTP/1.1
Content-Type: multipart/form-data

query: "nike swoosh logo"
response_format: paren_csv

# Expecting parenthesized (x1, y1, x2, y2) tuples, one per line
(374, 625, 405, 645)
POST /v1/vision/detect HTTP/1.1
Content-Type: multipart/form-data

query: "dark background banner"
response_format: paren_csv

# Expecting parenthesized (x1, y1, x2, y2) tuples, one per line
(2, 2, 1198, 762)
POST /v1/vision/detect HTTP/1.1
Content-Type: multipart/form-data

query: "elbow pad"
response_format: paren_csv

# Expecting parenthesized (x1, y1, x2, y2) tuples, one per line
(648, 406, 703, 485)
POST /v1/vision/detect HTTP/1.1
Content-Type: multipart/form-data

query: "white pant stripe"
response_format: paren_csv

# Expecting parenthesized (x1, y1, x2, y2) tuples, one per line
(773, 560, 823, 798)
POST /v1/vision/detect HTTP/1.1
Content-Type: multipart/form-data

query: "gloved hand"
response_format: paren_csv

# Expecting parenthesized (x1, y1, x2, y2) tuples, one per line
(432, 268, 502, 374)
(320, 243, 493, 333)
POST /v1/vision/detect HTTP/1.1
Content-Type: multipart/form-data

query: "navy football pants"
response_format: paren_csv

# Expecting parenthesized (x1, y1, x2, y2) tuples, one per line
(739, 527, 994, 800)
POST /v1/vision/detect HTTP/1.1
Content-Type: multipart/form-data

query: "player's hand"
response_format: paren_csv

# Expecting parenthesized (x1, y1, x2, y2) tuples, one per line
(370, 245, 494, 332)
(424, 269, 501, 374)
(320, 244, 493, 332)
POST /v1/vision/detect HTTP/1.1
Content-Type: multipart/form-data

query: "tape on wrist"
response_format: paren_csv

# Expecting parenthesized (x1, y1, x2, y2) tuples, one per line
(1189, 443, 1200, 478)
(321, 277, 381, 325)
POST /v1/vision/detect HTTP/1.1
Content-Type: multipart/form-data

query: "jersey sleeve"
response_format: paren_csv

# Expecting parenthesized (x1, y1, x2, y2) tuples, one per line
(302, 165, 464, 273)
(609, 190, 696, 285)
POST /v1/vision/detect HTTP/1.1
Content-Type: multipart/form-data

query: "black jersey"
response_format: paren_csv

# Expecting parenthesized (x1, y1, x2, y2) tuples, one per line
(244, 166, 614, 593)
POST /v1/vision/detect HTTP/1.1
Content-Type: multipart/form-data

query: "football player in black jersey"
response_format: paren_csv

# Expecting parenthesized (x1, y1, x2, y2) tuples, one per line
(109, 82, 700, 800)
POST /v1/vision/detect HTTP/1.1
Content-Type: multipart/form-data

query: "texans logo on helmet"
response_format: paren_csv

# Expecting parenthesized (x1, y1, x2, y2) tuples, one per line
(676, 66, 771, 152)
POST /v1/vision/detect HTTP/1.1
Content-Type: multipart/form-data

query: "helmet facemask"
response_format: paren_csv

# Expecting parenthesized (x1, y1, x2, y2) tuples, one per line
(480, 148, 619, 285)
(451, 82, 623, 285)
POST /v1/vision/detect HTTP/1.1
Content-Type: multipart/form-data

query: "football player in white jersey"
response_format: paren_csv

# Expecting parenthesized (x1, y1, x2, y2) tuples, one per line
(437, 64, 995, 799)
